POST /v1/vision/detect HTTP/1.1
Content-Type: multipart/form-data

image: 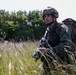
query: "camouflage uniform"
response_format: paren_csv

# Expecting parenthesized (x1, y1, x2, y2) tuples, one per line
(41, 21, 75, 75)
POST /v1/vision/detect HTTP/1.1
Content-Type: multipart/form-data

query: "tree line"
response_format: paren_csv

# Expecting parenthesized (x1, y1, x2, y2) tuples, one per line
(0, 9, 47, 42)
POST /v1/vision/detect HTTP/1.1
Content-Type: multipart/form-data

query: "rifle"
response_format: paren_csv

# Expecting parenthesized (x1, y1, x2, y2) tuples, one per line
(32, 27, 51, 61)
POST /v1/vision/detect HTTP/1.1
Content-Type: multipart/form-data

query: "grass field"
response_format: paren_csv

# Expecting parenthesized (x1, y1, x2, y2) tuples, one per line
(0, 41, 76, 75)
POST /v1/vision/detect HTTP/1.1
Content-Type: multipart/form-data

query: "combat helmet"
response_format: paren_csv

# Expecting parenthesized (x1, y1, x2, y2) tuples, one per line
(43, 6, 59, 18)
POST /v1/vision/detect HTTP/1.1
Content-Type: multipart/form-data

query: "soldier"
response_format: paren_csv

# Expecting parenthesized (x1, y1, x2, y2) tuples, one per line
(37, 7, 75, 75)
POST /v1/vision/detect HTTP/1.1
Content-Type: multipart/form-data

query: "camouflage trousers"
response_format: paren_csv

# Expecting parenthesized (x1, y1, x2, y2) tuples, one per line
(40, 49, 75, 75)
(41, 63, 75, 75)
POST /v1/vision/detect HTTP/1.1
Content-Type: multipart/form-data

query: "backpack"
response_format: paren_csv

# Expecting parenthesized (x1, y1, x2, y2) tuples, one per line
(62, 18, 76, 59)
(62, 18, 76, 45)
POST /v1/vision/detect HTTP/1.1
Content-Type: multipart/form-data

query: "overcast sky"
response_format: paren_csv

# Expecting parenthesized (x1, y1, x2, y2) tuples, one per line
(0, 0, 76, 22)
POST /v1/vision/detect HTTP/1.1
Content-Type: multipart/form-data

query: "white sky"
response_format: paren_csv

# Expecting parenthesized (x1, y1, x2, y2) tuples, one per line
(0, 0, 76, 22)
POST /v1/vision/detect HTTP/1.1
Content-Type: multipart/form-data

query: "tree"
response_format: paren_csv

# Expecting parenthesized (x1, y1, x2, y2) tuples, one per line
(0, 9, 46, 41)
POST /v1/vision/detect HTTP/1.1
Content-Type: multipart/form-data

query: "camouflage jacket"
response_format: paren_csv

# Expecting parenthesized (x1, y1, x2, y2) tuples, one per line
(45, 21, 72, 54)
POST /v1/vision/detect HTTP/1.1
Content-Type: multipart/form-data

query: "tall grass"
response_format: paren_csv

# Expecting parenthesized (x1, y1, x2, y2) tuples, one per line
(0, 41, 76, 75)
(0, 41, 41, 75)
